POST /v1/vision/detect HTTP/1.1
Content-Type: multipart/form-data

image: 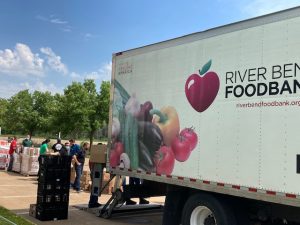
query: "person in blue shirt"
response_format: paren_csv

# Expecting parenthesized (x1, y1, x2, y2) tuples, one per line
(69, 139, 81, 191)
(72, 140, 89, 193)
(69, 139, 80, 156)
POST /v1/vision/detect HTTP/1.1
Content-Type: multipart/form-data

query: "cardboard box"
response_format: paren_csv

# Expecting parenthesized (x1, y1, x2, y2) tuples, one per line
(0, 146, 9, 154)
(23, 147, 39, 156)
(81, 171, 91, 182)
(12, 153, 21, 172)
(89, 145, 106, 163)
(0, 140, 8, 146)
(21, 155, 39, 175)
(102, 173, 115, 194)
(0, 154, 8, 170)
(70, 167, 75, 183)
(29, 204, 36, 217)
(80, 181, 91, 191)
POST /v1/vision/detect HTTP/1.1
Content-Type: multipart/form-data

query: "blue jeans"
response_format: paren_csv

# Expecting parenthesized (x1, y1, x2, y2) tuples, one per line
(7, 154, 14, 171)
(73, 163, 83, 191)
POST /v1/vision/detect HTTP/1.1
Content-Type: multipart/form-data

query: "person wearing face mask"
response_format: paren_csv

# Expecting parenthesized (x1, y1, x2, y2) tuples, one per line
(51, 140, 69, 157)
(52, 138, 63, 153)
(22, 135, 33, 148)
(72, 142, 89, 193)
(69, 139, 80, 157)
(64, 142, 70, 155)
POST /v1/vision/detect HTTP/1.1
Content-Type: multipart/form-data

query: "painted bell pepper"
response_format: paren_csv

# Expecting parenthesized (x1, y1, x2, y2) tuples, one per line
(150, 106, 180, 146)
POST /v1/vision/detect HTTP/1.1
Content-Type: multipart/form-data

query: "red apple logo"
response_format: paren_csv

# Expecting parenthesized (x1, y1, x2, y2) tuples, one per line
(185, 60, 220, 112)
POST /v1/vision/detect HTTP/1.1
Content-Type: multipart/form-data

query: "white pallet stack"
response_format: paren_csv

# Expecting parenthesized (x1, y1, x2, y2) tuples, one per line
(20, 147, 40, 176)
(0, 142, 9, 170)
(20, 154, 39, 176)
(12, 152, 22, 172)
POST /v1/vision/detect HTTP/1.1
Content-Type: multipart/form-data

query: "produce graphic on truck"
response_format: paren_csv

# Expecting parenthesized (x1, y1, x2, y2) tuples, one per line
(110, 80, 198, 175)
(104, 6, 300, 225)
(185, 60, 220, 112)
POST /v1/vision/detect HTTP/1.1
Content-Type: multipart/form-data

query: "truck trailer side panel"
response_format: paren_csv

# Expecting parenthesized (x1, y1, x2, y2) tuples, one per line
(108, 6, 300, 207)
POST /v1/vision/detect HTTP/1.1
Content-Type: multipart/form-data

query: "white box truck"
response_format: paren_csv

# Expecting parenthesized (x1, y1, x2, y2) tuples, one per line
(107, 6, 300, 225)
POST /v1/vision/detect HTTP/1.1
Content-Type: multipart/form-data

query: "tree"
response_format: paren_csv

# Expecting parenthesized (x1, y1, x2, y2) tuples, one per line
(0, 98, 8, 133)
(4, 90, 38, 136)
(56, 79, 111, 146)
(49, 93, 64, 136)
(1, 80, 111, 140)
(99, 81, 110, 125)
(32, 91, 55, 134)
(84, 79, 100, 147)
(56, 81, 91, 138)
(4, 90, 55, 137)
(86, 80, 110, 147)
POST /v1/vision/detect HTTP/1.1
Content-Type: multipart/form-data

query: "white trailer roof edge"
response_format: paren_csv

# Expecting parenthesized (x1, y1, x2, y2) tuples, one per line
(113, 6, 300, 58)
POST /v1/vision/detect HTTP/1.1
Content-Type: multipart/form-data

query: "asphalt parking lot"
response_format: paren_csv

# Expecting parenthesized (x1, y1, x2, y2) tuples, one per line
(1, 171, 300, 225)
(0, 171, 164, 225)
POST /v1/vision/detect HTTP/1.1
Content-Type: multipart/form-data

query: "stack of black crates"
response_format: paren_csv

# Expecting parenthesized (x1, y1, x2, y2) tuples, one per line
(36, 155, 72, 221)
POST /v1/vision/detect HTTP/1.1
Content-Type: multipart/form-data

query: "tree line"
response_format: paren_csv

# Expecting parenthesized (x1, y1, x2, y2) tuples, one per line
(0, 79, 110, 146)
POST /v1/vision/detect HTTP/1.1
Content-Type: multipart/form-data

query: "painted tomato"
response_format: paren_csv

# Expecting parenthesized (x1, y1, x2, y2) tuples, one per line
(154, 146, 175, 175)
(180, 128, 198, 151)
(113, 142, 124, 156)
(109, 150, 120, 167)
(109, 142, 124, 167)
(171, 135, 191, 162)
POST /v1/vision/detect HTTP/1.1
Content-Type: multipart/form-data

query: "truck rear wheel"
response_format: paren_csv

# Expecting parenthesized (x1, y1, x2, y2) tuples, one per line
(181, 193, 236, 225)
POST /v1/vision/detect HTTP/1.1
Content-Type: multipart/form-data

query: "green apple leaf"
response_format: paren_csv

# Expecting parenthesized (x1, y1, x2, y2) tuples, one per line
(199, 60, 212, 75)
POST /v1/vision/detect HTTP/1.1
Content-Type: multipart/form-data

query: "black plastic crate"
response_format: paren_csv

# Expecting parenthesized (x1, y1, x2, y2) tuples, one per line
(39, 155, 72, 169)
(36, 203, 68, 211)
(38, 168, 71, 183)
(37, 193, 69, 206)
(36, 205, 68, 221)
(37, 183, 54, 194)
(37, 182, 70, 195)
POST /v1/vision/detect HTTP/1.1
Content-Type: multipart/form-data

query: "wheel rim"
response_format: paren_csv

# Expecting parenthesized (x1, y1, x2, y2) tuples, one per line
(190, 206, 216, 225)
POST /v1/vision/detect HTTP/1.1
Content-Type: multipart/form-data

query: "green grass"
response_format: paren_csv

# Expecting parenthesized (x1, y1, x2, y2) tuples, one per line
(0, 206, 35, 225)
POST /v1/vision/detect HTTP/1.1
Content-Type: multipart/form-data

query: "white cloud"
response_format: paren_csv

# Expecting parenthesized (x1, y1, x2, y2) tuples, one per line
(242, 0, 300, 16)
(36, 15, 71, 32)
(0, 43, 68, 77)
(0, 80, 62, 98)
(100, 62, 112, 80)
(70, 72, 82, 80)
(69, 62, 112, 82)
(60, 27, 72, 32)
(50, 18, 68, 24)
(40, 47, 68, 75)
(84, 62, 112, 81)
(85, 71, 100, 80)
(22, 81, 63, 94)
(36, 15, 68, 24)
(0, 83, 20, 98)
(0, 43, 44, 76)
(84, 33, 99, 40)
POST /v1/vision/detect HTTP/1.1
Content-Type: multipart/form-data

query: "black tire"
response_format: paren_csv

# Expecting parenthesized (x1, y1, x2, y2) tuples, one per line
(233, 203, 250, 225)
(181, 193, 237, 225)
(162, 185, 189, 225)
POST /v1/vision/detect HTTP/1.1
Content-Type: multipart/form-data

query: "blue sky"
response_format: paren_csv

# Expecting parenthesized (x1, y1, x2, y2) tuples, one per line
(0, 0, 300, 98)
